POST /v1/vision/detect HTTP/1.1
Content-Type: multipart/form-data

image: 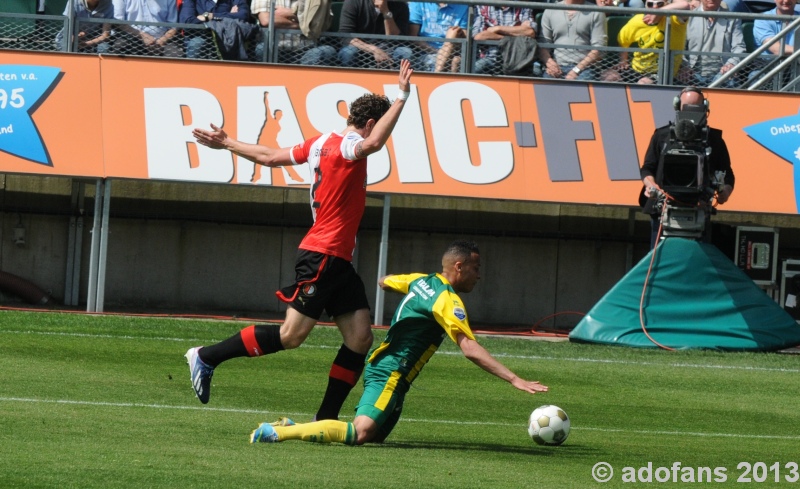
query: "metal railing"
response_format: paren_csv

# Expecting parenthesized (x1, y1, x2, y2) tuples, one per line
(1, 0, 798, 91)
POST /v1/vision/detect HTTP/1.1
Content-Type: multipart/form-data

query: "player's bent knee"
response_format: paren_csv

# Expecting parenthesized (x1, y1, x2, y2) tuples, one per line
(353, 329, 374, 351)
(352, 416, 377, 445)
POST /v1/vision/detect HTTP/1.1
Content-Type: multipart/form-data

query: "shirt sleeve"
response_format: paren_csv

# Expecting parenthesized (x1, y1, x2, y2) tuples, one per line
(289, 135, 320, 165)
(712, 130, 735, 187)
(616, 16, 639, 47)
(408, 2, 422, 25)
(640, 127, 664, 179)
(753, 19, 775, 47)
(540, 11, 553, 43)
(178, 0, 199, 24)
(340, 131, 364, 161)
(337, 0, 358, 33)
(519, 8, 534, 24)
(591, 13, 607, 47)
(227, 0, 252, 21)
(382, 273, 426, 295)
(431, 290, 476, 344)
(456, 5, 469, 29)
(113, 0, 126, 20)
(166, 0, 178, 22)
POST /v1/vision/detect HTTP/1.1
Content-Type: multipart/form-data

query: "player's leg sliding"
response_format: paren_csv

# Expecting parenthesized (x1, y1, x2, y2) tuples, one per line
(186, 324, 284, 403)
(315, 344, 366, 420)
(250, 420, 357, 445)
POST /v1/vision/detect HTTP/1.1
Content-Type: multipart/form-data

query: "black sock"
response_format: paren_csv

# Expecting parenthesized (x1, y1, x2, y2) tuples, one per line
(199, 324, 284, 367)
(315, 344, 366, 420)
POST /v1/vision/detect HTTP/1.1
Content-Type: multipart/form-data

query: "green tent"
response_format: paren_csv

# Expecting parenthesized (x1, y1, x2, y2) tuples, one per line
(569, 238, 800, 351)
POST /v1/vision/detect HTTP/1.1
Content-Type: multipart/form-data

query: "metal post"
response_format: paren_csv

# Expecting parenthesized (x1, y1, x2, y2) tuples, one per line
(267, 0, 277, 63)
(64, 0, 74, 52)
(660, 18, 672, 85)
(95, 179, 112, 312)
(373, 195, 391, 326)
(86, 179, 104, 312)
(64, 180, 85, 306)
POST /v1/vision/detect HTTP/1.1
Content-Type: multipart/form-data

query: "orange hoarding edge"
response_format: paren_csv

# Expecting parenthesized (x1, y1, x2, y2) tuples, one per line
(1, 51, 798, 214)
(0, 51, 104, 177)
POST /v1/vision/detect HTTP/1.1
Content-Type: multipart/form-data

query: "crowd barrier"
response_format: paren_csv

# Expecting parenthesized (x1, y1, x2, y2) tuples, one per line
(0, 0, 798, 91)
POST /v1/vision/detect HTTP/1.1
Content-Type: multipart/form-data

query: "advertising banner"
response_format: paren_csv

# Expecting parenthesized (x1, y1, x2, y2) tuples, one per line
(1, 50, 798, 214)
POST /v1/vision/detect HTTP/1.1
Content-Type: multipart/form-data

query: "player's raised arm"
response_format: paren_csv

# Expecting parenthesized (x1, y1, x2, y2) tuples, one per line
(356, 59, 413, 158)
(456, 333, 548, 394)
(192, 123, 294, 167)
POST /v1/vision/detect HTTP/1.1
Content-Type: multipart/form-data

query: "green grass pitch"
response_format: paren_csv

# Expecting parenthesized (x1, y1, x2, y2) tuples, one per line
(1, 309, 799, 488)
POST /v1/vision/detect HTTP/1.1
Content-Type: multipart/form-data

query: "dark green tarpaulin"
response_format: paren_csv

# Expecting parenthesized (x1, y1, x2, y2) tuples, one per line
(569, 238, 800, 351)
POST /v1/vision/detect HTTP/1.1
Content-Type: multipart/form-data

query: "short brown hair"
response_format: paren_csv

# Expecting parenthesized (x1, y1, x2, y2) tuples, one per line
(347, 93, 392, 129)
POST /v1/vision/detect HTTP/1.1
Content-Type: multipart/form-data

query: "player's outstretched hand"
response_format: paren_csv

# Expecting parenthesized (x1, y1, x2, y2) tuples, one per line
(398, 59, 413, 93)
(511, 377, 549, 394)
(192, 124, 228, 150)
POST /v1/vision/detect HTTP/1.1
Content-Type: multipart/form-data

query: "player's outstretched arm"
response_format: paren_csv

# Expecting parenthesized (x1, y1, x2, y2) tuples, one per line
(357, 59, 413, 158)
(457, 333, 549, 394)
(192, 123, 294, 167)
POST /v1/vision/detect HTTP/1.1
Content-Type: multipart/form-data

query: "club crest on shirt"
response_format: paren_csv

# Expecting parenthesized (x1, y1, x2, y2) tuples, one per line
(302, 284, 317, 296)
(454, 307, 466, 321)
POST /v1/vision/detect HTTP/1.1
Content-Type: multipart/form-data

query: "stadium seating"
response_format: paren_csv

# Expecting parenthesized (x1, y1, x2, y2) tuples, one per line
(328, 1, 343, 33)
(0, 0, 36, 41)
(0, 0, 36, 14)
(45, 0, 69, 15)
(742, 21, 757, 52)
(606, 15, 630, 48)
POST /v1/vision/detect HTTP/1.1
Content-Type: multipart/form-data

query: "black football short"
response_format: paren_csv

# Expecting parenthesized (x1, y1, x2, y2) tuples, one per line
(276, 249, 369, 320)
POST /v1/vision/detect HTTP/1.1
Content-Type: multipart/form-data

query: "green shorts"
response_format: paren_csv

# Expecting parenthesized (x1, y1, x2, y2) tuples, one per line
(355, 356, 410, 438)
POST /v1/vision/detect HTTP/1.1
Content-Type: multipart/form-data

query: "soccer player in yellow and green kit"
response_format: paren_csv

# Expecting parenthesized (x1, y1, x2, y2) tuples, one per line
(250, 240, 549, 445)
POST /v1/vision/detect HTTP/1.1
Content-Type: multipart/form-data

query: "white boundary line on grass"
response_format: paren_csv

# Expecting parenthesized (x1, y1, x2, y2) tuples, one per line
(2, 396, 799, 441)
(4, 329, 800, 374)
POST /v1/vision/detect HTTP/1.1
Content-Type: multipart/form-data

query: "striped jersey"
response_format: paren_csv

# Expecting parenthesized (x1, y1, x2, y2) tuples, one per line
(289, 131, 367, 261)
(367, 273, 476, 384)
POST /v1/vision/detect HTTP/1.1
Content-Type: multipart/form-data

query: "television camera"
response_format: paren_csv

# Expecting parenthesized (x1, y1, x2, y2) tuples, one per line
(650, 101, 726, 240)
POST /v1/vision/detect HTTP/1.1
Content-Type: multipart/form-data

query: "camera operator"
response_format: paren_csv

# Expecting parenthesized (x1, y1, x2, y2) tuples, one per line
(639, 86, 735, 249)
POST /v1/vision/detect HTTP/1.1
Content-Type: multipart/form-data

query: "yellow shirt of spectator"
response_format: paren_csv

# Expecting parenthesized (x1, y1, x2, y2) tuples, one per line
(618, 14, 687, 77)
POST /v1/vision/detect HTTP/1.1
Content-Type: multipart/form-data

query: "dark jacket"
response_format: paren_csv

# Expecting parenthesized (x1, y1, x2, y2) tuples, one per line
(638, 124, 735, 207)
(338, 0, 409, 35)
(207, 17, 260, 60)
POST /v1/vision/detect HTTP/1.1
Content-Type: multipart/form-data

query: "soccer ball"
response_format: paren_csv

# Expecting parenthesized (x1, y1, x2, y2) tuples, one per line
(528, 405, 570, 446)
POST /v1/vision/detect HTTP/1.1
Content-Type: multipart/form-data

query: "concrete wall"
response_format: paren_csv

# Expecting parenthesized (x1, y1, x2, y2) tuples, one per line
(2, 174, 799, 330)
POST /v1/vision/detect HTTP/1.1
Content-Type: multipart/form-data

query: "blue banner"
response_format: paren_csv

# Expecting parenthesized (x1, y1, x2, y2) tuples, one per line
(744, 107, 800, 213)
(0, 65, 61, 165)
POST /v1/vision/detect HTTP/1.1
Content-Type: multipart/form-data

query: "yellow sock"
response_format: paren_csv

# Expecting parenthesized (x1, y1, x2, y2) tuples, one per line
(274, 420, 356, 445)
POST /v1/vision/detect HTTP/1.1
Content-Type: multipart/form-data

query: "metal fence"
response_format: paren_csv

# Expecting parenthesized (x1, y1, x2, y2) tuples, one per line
(1, 0, 798, 91)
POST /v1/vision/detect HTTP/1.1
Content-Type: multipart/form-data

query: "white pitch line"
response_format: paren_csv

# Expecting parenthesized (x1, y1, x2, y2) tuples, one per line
(3, 329, 799, 373)
(2, 396, 798, 441)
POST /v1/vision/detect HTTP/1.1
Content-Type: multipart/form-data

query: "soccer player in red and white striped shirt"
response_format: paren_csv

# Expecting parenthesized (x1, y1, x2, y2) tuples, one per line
(187, 60, 413, 422)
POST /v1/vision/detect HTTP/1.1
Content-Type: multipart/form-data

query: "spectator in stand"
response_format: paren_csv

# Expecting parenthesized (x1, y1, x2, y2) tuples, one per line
(408, 2, 470, 72)
(251, 0, 337, 65)
(112, 0, 182, 57)
(471, 3, 537, 75)
(251, 0, 299, 29)
(602, 0, 691, 84)
(179, 0, 253, 59)
(54, 0, 114, 53)
(749, 0, 799, 89)
(754, 0, 798, 56)
(538, 0, 606, 80)
(337, 0, 412, 68)
(679, 0, 746, 87)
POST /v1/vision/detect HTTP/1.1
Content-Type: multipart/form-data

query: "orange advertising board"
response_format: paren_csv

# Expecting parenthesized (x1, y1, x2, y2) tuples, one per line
(1, 50, 798, 214)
